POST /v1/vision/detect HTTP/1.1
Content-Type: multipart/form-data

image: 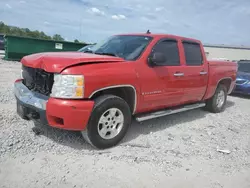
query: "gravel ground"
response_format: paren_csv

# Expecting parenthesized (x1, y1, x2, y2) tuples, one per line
(0, 59, 250, 188)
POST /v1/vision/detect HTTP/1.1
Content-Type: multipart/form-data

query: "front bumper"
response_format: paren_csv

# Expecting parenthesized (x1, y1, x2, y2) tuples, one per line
(232, 84, 250, 95)
(14, 81, 94, 131)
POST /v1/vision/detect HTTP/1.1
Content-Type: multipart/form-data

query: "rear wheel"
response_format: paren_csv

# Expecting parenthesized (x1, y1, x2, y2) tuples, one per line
(81, 95, 131, 149)
(205, 84, 227, 113)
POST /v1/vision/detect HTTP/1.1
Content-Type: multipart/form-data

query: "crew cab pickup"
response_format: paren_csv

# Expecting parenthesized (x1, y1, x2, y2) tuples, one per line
(14, 33, 237, 149)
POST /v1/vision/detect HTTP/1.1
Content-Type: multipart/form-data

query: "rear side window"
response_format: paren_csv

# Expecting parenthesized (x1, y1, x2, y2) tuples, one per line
(152, 40, 180, 66)
(183, 42, 203, 66)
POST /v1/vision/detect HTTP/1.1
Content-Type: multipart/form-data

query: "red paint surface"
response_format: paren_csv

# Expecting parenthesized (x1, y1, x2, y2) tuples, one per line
(20, 33, 238, 130)
(46, 98, 94, 130)
(21, 52, 124, 73)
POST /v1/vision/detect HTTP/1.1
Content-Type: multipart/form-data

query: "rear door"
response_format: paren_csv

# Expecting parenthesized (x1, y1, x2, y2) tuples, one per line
(181, 41, 209, 102)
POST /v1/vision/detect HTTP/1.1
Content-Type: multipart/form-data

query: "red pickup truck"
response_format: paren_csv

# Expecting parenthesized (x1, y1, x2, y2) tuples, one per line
(14, 33, 237, 149)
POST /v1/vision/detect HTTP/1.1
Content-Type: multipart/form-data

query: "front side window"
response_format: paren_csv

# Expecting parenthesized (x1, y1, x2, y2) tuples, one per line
(151, 40, 180, 66)
(183, 42, 203, 66)
(86, 35, 153, 61)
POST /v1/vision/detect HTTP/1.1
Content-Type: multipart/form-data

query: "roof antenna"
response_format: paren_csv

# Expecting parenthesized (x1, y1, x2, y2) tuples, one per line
(146, 29, 151, 34)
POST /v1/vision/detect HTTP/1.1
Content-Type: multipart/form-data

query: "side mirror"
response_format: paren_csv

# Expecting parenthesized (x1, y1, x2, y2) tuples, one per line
(149, 52, 166, 66)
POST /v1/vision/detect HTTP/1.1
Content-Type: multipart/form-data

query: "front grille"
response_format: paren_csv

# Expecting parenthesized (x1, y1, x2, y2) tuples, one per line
(236, 79, 247, 85)
(22, 65, 54, 96)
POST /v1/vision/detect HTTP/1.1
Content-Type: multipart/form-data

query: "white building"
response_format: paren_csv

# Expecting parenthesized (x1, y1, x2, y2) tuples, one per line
(204, 44, 250, 61)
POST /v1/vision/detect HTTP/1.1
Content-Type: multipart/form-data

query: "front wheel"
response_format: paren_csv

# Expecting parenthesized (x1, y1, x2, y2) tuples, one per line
(205, 84, 227, 113)
(81, 95, 131, 149)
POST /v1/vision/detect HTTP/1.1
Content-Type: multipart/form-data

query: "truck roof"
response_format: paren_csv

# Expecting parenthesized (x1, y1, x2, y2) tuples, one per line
(116, 33, 201, 44)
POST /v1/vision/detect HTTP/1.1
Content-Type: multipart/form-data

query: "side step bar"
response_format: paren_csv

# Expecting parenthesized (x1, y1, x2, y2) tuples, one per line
(136, 103, 206, 122)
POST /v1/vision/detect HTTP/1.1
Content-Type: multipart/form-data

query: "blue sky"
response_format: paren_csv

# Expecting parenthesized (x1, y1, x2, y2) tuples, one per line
(0, 0, 250, 45)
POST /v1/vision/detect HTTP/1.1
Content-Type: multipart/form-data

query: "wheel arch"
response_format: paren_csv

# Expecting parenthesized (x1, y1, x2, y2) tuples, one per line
(89, 85, 137, 114)
(216, 77, 232, 93)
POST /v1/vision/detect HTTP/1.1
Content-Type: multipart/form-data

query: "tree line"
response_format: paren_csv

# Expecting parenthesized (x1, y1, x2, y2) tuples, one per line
(0, 21, 81, 43)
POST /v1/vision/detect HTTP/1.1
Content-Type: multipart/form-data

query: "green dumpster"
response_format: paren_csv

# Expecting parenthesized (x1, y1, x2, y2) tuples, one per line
(4, 35, 88, 61)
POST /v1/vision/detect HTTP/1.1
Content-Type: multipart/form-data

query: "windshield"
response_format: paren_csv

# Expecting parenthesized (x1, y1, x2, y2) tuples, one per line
(237, 61, 250, 73)
(88, 35, 153, 60)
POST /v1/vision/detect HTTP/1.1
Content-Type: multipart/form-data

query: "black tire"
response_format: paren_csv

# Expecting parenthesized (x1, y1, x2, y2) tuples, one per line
(205, 84, 227, 113)
(81, 95, 131, 149)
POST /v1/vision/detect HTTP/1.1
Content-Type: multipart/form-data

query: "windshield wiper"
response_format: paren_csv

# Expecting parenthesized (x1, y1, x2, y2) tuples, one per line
(84, 51, 120, 58)
(84, 50, 94, 53)
(94, 52, 118, 57)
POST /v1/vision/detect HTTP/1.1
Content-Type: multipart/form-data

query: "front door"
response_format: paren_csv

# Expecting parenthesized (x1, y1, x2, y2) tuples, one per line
(138, 39, 186, 112)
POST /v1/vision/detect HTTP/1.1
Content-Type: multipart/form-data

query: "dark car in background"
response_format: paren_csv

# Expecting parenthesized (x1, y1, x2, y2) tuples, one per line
(233, 60, 250, 95)
(0, 34, 4, 50)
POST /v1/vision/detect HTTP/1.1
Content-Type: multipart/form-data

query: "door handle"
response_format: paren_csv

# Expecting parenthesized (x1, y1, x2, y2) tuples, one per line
(200, 71, 207, 75)
(174, 72, 184, 77)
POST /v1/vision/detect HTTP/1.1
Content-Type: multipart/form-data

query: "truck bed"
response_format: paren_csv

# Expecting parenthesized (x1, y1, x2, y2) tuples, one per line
(204, 60, 237, 100)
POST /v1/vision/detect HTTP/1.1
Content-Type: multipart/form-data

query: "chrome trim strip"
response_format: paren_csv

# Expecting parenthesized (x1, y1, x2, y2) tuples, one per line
(89, 85, 137, 114)
(14, 81, 48, 110)
(228, 80, 236, 94)
(211, 77, 233, 96)
(136, 103, 205, 122)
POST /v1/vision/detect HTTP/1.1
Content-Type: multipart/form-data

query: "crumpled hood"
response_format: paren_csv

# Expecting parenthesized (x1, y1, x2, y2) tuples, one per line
(21, 52, 125, 73)
(237, 71, 250, 80)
